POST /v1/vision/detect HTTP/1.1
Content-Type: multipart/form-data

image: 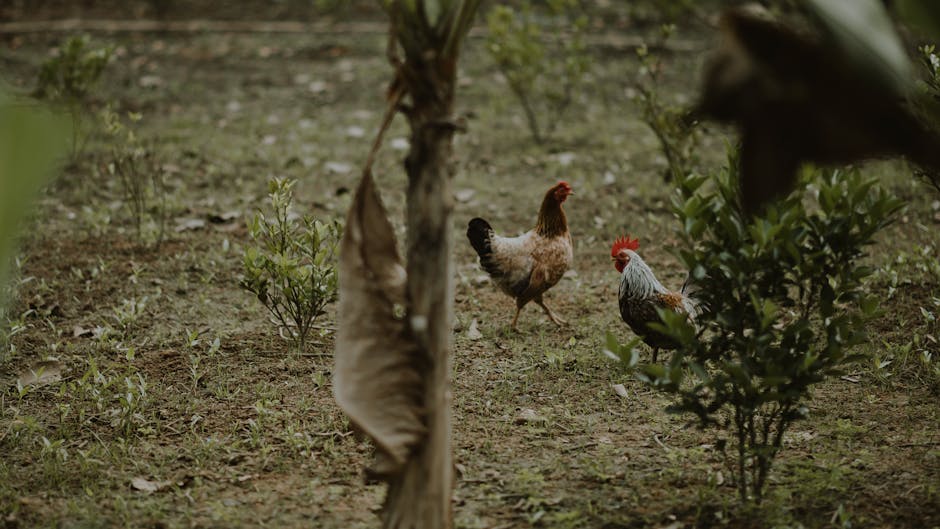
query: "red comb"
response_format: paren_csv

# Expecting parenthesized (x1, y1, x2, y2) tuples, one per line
(610, 235, 640, 257)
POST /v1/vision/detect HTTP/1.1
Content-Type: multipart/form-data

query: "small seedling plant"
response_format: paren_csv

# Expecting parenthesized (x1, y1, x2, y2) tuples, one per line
(607, 149, 903, 504)
(485, 0, 590, 144)
(241, 178, 340, 353)
(100, 107, 167, 246)
(33, 35, 112, 159)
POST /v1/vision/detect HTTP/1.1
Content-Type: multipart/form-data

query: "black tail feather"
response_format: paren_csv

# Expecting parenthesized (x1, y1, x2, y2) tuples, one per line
(467, 218, 499, 276)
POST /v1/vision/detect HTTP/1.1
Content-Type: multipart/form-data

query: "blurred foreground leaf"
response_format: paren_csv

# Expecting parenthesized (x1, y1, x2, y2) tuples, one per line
(696, 6, 940, 214)
(0, 92, 69, 306)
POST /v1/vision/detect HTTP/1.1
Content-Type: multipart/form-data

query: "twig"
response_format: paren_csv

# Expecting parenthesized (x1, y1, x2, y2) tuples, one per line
(653, 433, 672, 452)
(312, 430, 353, 437)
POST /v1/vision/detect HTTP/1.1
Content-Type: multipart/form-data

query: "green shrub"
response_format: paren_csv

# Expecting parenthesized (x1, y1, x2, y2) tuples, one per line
(632, 25, 701, 182)
(100, 107, 167, 245)
(608, 148, 903, 504)
(485, 0, 590, 144)
(33, 35, 112, 158)
(241, 178, 340, 353)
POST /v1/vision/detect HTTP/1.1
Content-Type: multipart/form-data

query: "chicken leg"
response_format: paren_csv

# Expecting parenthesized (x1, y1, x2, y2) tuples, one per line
(535, 297, 566, 327)
(510, 306, 523, 331)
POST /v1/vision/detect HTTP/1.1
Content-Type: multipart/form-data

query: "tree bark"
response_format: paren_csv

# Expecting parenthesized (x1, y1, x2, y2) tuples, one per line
(380, 57, 458, 529)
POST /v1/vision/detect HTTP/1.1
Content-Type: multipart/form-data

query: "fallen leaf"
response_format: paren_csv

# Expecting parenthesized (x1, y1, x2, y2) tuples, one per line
(555, 152, 576, 166)
(325, 161, 352, 174)
(467, 319, 483, 341)
(139, 75, 163, 88)
(454, 189, 476, 203)
(611, 383, 629, 399)
(207, 210, 240, 224)
(514, 408, 547, 425)
(131, 477, 167, 493)
(72, 325, 93, 338)
(174, 218, 206, 232)
(17, 360, 64, 388)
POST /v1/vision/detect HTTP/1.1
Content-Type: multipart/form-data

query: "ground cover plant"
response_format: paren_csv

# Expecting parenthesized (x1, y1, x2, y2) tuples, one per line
(0, 2, 938, 528)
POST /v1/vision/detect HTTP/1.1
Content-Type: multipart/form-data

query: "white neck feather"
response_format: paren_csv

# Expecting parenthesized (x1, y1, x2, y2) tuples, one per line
(619, 251, 668, 299)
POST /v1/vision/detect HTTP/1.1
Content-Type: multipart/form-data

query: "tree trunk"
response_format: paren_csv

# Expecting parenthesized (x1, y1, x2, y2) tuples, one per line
(381, 59, 458, 529)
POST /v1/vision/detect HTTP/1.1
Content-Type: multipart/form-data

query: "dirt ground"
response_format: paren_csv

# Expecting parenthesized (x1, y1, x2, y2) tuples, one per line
(1, 4, 939, 529)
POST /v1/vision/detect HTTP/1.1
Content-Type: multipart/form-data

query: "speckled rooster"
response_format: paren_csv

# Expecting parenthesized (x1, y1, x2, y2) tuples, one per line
(611, 236, 698, 362)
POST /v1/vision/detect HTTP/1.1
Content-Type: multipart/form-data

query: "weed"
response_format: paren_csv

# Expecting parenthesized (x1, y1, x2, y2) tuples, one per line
(186, 329, 221, 393)
(39, 436, 69, 488)
(112, 296, 148, 335)
(241, 177, 340, 353)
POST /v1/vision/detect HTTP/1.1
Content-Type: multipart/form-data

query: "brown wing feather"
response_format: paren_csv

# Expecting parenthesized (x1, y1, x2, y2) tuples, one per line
(516, 233, 572, 305)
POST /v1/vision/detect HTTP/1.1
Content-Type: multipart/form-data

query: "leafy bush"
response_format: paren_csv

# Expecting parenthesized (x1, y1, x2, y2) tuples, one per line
(100, 107, 167, 245)
(915, 44, 940, 194)
(241, 178, 340, 352)
(632, 25, 701, 182)
(33, 35, 112, 158)
(608, 149, 903, 504)
(486, 0, 590, 144)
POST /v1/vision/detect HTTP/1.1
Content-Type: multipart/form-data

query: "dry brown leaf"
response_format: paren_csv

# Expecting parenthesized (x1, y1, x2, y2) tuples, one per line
(466, 319, 482, 341)
(611, 383, 629, 399)
(514, 408, 546, 425)
(130, 476, 168, 493)
(16, 360, 64, 388)
(333, 171, 425, 478)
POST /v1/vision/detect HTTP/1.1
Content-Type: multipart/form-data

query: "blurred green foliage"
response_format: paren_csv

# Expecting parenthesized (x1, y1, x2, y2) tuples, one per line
(0, 92, 70, 309)
(485, 0, 590, 144)
(632, 24, 701, 182)
(33, 35, 112, 104)
(32, 35, 112, 159)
